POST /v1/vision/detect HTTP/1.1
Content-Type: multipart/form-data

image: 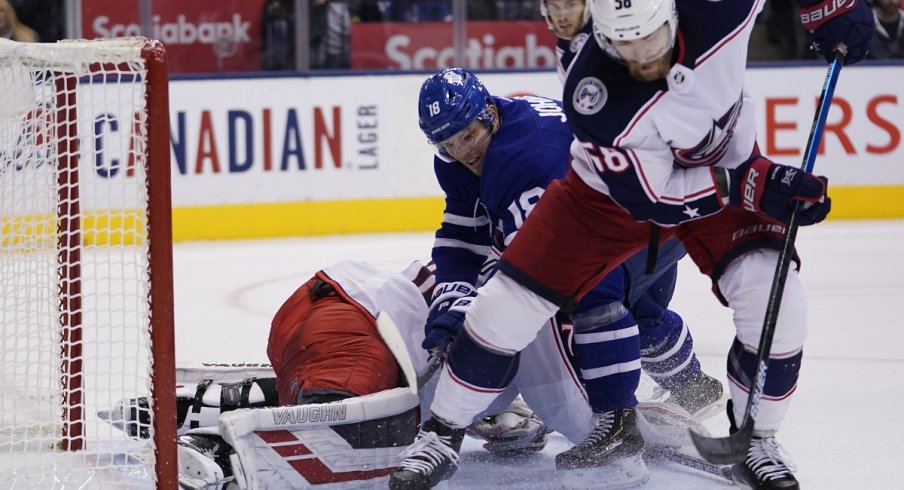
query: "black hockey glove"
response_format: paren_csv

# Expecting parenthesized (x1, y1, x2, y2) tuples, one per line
(727, 156, 831, 226)
(798, 0, 874, 64)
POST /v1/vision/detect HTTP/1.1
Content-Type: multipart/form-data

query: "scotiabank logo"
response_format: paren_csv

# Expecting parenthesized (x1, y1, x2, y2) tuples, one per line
(351, 21, 557, 70)
(92, 15, 251, 45)
(386, 33, 555, 69)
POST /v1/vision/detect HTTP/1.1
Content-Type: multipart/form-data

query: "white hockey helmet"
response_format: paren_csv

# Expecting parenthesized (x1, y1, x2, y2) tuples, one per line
(590, 0, 678, 63)
(540, 0, 591, 39)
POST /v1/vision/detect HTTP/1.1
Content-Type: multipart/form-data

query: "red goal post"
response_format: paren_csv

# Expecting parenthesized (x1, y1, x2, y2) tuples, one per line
(0, 38, 176, 488)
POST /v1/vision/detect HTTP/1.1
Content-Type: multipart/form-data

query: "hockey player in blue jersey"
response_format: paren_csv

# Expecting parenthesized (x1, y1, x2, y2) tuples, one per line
(390, 1, 873, 489)
(389, 68, 722, 490)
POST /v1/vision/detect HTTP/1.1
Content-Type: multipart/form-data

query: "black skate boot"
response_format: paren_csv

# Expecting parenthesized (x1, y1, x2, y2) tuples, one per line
(555, 408, 649, 489)
(727, 400, 799, 490)
(389, 416, 466, 490)
(668, 371, 724, 419)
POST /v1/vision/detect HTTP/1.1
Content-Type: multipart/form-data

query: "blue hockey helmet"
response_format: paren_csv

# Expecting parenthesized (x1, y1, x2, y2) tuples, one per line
(417, 68, 494, 151)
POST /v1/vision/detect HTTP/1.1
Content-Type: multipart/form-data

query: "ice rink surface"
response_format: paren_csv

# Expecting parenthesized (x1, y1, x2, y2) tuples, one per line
(173, 220, 904, 489)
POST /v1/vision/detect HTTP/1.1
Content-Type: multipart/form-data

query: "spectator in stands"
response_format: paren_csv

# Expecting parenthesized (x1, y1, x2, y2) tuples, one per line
(869, 0, 904, 58)
(9, 0, 61, 42)
(262, 0, 295, 70)
(0, 0, 38, 42)
(311, 0, 351, 69)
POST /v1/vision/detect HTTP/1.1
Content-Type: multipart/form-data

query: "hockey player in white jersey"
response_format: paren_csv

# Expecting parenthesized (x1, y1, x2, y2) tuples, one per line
(390, 1, 874, 490)
(541, 0, 592, 81)
(541, 0, 724, 418)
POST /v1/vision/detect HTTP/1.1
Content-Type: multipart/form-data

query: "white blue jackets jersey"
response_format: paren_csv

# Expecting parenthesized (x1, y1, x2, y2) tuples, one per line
(563, 0, 765, 226)
(556, 22, 593, 84)
(431, 95, 573, 287)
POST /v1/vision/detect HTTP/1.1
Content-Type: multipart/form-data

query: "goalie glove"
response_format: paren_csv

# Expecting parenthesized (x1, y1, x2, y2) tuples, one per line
(798, 0, 874, 64)
(721, 156, 831, 226)
(424, 281, 476, 350)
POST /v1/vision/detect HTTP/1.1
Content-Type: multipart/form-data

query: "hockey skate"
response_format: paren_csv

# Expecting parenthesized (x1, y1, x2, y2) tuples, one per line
(389, 416, 466, 490)
(666, 371, 725, 420)
(727, 400, 799, 490)
(556, 408, 649, 489)
(177, 428, 236, 490)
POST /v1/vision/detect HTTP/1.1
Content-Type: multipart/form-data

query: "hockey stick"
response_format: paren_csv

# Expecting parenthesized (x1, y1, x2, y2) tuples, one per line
(643, 445, 735, 484)
(416, 338, 452, 389)
(376, 311, 450, 391)
(690, 48, 846, 464)
(376, 312, 420, 394)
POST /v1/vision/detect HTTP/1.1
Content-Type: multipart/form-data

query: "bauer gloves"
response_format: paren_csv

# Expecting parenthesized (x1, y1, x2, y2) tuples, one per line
(424, 281, 476, 350)
(727, 156, 831, 226)
(798, 0, 874, 64)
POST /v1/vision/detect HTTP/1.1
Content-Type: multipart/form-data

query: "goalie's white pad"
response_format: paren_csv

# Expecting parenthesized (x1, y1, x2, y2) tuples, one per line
(99, 374, 279, 438)
(220, 386, 419, 489)
(176, 362, 276, 384)
(634, 401, 712, 448)
(466, 396, 549, 455)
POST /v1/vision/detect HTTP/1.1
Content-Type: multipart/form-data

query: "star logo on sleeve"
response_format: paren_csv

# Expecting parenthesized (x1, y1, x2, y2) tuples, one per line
(683, 205, 701, 218)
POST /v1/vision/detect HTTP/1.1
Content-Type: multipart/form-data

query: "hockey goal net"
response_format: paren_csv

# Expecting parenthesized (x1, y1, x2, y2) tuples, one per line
(0, 38, 176, 488)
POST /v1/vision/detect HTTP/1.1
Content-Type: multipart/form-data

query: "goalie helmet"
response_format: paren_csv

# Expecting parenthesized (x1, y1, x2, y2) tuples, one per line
(540, 0, 591, 40)
(417, 67, 495, 159)
(590, 0, 678, 63)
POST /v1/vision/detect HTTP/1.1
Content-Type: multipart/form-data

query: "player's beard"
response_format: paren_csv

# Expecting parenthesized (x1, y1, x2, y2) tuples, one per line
(627, 49, 673, 82)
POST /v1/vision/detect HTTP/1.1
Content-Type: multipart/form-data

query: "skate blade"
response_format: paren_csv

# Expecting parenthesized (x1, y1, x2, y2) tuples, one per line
(558, 453, 650, 490)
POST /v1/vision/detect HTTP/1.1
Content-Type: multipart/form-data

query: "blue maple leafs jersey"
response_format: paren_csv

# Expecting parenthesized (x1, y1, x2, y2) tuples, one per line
(431, 95, 573, 287)
(563, 0, 765, 226)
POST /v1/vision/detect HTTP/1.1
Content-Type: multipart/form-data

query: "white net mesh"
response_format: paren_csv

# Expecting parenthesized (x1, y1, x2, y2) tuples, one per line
(0, 38, 162, 488)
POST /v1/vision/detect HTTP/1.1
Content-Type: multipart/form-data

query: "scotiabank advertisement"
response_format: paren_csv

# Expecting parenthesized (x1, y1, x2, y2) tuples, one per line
(350, 21, 557, 70)
(81, 0, 265, 73)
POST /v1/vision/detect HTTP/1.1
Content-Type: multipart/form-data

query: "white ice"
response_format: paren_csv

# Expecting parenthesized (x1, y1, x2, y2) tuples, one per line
(174, 220, 904, 489)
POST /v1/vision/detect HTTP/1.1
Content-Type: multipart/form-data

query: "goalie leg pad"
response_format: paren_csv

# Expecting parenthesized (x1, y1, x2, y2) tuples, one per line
(219, 387, 419, 489)
(98, 377, 280, 439)
(178, 377, 279, 435)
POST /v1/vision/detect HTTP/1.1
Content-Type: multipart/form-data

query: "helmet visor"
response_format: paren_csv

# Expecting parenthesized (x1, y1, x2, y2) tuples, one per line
(435, 118, 493, 165)
(609, 22, 672, 64)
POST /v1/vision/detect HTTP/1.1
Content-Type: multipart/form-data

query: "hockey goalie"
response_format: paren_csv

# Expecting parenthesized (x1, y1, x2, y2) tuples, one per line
(101, 259, 557, 489)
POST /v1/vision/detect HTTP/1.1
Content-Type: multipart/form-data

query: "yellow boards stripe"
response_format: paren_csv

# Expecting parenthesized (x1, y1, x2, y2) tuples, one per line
(172, 197, 445, 241)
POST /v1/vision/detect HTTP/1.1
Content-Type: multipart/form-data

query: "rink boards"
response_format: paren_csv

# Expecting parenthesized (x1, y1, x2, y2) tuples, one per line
(4, 66, 902, 242)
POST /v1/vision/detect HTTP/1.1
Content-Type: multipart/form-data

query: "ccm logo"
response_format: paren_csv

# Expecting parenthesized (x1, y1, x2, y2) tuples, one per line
(742, 168, 759, 211)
